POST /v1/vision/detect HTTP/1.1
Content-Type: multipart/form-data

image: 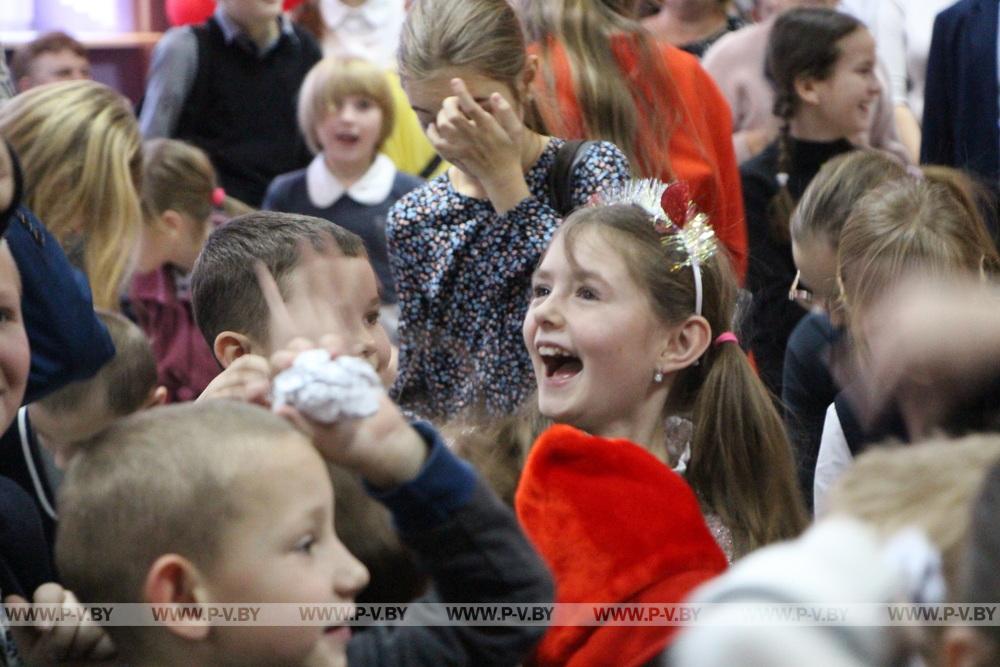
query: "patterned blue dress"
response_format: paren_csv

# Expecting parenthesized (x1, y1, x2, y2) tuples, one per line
(387, 138, 630, 419)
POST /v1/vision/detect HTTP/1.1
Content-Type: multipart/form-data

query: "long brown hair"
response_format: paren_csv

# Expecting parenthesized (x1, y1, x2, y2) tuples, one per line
(520, 0, 678, 176)
(766, 8, 864, 241)
(559, 205, 807, 554)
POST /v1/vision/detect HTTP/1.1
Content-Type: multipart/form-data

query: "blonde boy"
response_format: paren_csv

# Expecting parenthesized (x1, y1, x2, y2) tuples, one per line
(57, 396, 553, 665)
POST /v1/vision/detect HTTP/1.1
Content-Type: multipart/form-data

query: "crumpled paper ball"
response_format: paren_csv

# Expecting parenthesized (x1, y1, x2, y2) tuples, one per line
(272, 349, 382, 423)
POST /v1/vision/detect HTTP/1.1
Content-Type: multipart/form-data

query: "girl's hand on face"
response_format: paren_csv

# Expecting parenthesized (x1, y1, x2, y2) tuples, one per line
(427, 78, 532, 212)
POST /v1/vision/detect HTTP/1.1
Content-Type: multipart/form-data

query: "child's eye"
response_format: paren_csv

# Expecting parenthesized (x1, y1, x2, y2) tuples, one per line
(295, 534, 316, 554)
(0, 308, 16, 323)
(576, 286, 599, 300)
(531, 285, 551, 299)
(365, 310, 380, 326)
(356, 98, 374, 111)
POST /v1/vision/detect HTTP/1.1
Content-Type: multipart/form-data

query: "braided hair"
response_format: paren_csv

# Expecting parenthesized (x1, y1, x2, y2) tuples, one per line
(764, 7, 863, 242)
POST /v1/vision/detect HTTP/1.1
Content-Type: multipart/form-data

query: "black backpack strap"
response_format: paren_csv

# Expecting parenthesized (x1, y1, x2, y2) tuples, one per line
(547, 139, 597, 216)
(419, 153, 443, 180)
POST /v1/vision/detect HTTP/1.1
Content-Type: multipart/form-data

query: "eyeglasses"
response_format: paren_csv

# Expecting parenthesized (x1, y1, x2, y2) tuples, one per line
(788, 271, 845, 316)
(788, 271, 815, 309)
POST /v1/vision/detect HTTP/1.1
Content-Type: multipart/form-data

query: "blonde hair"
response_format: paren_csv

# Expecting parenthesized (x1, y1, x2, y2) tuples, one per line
(837, 170, 1000, 340)
(558, 206, 808, 555)
(298, 57, 395, 155)
(828, 435, 1000, 597)
(520, 0, 678, 176)
(398, 0, 545, 131)
(790, 149, 906, 247)
(141, 138, 216, 226)
(767, 8, 865, 241)
(0, 80, 142, 310)
(56, 401, 310, 654)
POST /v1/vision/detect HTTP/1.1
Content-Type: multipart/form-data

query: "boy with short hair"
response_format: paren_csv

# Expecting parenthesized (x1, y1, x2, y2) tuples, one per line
(191, 210, 393, 384)
(10, 31, 91, 92)
(191, 211, 411, 604)
(57, 396, 552, 665)
(139, 0, 322, 206)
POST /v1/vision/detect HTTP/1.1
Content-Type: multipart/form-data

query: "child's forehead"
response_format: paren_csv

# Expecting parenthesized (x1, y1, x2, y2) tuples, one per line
(286, 254, 378, 295)
(225, 441, 333, 517)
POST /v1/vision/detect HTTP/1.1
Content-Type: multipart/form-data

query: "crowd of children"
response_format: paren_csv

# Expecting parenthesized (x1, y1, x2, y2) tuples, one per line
(2, 0, 1000, 665)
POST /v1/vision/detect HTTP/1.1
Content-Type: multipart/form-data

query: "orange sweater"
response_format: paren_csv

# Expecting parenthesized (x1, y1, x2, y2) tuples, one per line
(533, 36, 747, 280)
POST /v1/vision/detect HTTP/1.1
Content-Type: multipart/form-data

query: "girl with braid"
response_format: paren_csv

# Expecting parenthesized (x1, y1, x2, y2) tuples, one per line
(739, 7, 881, 397)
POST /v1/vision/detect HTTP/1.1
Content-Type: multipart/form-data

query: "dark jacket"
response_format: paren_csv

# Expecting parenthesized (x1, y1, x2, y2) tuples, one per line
(782, 312, 842, 509)
(348, 422, 554, 665)
(6, 208, 114, 404)
(921, 0, 1000, 186)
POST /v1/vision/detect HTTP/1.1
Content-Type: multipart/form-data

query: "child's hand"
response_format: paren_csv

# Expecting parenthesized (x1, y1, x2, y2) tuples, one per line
(254, 242, 428, 486)
(427, 78, 531, 212)
(270, 343, 428, 488)
(5, 584, 117, 666)
(255, 238, 363, 357)
(196, 353, 272, 406)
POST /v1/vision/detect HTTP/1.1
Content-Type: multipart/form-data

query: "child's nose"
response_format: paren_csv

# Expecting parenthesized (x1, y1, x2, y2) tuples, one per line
(332, 540, 370, 599)
(532, 296, 564, 329)
(340, 105, 362, 122)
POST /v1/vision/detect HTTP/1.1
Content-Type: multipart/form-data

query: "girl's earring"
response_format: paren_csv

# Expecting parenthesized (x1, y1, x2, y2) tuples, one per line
(653, 370, 664, 384)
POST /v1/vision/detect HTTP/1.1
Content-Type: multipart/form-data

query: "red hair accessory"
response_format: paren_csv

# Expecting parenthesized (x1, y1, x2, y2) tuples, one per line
(714, 331, 739, 347)
(660, 181, 691, 228)
(212, 187, 226, 207)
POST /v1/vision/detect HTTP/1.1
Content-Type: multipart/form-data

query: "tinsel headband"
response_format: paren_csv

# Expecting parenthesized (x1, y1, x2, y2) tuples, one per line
(591, 179, 719, 316)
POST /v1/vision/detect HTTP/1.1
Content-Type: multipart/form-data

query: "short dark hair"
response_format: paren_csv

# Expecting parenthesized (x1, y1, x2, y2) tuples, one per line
(11, 31, 88, 82)
(190, 211, 366, 352)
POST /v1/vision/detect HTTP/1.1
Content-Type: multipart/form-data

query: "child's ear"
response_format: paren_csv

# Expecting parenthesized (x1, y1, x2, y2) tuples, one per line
(157, 209, 186, 236)
(793, 74, 822, 107)
(213, 332, 254, 369)
(143, 554, 210, 641)
(522, 55, 540, 91)
(144, 386, 169, 409)
(657, 315, 711, 374)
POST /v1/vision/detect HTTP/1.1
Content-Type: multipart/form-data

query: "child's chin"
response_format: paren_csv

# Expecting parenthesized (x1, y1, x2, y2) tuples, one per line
(306, 633, 349, 667)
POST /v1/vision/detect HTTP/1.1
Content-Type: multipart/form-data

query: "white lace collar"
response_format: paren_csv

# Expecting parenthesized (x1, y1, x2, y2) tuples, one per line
(306, 153, 397, 208)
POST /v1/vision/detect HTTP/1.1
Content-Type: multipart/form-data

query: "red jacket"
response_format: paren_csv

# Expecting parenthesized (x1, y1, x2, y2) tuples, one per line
(515, 425, 728, 666)
(533, 36, 747, 281)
